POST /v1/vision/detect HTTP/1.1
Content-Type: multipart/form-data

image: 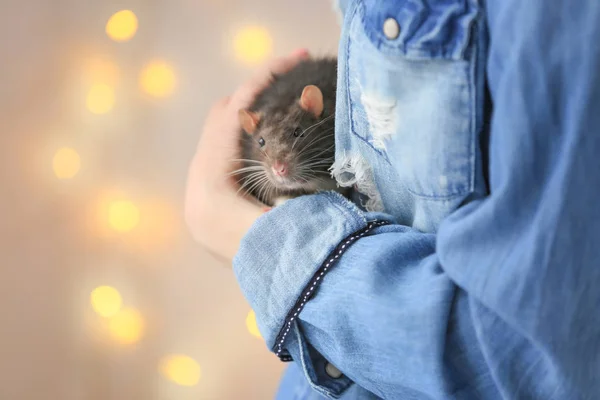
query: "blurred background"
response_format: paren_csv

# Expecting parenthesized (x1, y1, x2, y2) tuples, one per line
(0, 0, 340, 398)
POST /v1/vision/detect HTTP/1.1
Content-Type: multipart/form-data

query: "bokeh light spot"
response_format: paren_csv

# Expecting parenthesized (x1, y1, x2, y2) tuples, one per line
(106, 10, 138, 42)
(246, 309, 262, 339)
(90, 286, 122, 317)
(108, 308, 144, 345)
(53, 148, 81, 180)
(109, 200, 140, 232)
(234, 26, 273, 66)
(160, 355, 201, 386)
(86, 83, 115, 114)
(139, 61, 176, 98)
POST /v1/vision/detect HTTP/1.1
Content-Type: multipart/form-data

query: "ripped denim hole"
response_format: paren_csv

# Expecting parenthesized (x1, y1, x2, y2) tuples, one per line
(330, 152, 384, 212)
(360, 92, 397, 151)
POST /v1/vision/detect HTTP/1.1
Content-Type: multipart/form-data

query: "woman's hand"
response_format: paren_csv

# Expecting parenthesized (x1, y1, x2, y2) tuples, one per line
(185, 49, 310, 262)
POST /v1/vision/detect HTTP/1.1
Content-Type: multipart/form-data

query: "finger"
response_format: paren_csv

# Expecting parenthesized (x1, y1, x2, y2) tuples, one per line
(230, 48, 310, 110)
(216, 95, 231, 107)
(206, 95, 232, 116)
(266, 48, 310, 75)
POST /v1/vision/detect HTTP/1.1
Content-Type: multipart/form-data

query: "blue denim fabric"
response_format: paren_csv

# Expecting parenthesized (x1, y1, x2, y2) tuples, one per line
(233, 0, 600, 398)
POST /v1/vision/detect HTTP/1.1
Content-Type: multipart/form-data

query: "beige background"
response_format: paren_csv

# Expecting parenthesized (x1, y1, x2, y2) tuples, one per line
(0, 0, 339, 399)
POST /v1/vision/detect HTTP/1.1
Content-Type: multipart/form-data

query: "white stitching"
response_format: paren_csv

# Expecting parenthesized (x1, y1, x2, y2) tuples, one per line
(275, 221, 387, 359)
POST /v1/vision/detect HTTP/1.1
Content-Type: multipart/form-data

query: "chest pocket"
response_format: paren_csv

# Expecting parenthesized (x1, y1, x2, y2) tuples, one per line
(346, 0, 481, 200)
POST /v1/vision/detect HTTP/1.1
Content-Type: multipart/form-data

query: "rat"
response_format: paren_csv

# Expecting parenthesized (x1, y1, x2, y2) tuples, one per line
(233, 56, 347, 207)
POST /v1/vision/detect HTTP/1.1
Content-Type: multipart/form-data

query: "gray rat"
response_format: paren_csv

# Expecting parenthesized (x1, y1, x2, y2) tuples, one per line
(233, 57, 347, 207)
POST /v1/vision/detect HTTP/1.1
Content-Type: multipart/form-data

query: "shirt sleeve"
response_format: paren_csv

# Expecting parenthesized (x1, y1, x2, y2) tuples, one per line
(234, 1, 600, 399)
(234, 192, 461, 399)
(235, 192, 494, 399)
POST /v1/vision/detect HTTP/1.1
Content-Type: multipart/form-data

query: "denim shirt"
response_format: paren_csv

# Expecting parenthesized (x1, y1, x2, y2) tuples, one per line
(233, 0, 600, 398)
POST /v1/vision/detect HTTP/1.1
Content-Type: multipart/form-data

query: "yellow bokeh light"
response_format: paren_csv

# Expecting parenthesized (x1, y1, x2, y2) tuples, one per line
(90, 286, 122, 317)
(233, 26, 273, 65)
(86, 83, 115, 114)
(246, 309, 262, 339)
(160, 355, 201, 387)
(108, 308, 144, 345)
(106, 10, 138, 42)
(139, 61, 176, 98)
(53, 148, 81, 179)
(109, 200, 140, 232)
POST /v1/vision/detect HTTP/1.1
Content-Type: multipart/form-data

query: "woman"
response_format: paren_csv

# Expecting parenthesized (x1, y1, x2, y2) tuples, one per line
(186, 0, 600, 398)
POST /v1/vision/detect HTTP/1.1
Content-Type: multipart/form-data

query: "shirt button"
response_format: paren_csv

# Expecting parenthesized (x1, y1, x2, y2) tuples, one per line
(325, 362, 343, 379)
(383, 17, 400, 40)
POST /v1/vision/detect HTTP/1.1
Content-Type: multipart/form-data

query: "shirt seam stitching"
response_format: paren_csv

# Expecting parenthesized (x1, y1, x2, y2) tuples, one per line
(272, 219, 390, 361)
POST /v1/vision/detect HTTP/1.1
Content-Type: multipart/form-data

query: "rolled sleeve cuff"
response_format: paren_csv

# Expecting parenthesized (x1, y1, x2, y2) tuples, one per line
(233, 191, 388, 359)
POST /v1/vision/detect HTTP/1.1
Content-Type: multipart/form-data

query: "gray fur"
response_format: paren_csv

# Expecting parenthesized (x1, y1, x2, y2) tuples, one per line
(236, 57, 346, 206)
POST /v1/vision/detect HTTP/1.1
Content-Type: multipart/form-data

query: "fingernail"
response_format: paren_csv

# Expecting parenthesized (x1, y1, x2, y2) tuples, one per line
(292, 48, 309, 58)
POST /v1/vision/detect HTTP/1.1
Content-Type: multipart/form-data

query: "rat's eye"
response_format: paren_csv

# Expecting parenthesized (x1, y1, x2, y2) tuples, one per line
(257, 137, 265, 147)
(293, 127, 303, 137)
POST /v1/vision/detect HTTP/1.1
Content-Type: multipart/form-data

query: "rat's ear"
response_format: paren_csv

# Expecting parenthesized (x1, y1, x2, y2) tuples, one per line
(238, 109, 261, 135)
(299, 85, 324, 117)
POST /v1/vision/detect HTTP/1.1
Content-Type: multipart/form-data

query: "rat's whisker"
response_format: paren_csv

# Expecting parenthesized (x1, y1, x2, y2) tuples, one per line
(301, 131, 335, 150)
(245, 175, 270, 199)
(263, 181, 275, 204)
(268, 184, 280, 206)
(307, 175, 331, 185)
(301, 117, 334, 137)
(303, 153, 335, 164)
(255, 179, 267, 203)
(228, 166, 265, 177)
(297, 166, 333, 180)
(238, 174, 266, 192)
(257, 178, 273, 204)
(298, 152, 335, 165)
(227, 169, 261, 188)
(302, 114, 334, 134)
(236, 176, 263, 197)
(305, 141, 336, 153)
(298, 163, 333, 177)
(253, 181, 264, 202)
(297, 120, 334, 147)
(240, 170, 266, 181)
(292, 114, 335, 149)
(295, 134, 335, 159)
(237, 172, 267, 195)
(312, 170, 335, 177)
(296, 172, 331, 188)
(298, 166, 332, 177)
(296, 128, 335, 149)
(302, 151, 335, 160)
(296, 160, 332, 172)
(297, 144, 336, 162)
(230, 158, 266, 165)
(296, 161, 334, 174)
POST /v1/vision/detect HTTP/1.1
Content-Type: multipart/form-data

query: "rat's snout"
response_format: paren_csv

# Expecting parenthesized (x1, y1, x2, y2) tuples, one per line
(271, 161, 288, 177)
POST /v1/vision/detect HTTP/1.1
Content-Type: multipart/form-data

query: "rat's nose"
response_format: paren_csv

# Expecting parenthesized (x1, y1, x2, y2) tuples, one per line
(272, 161, 288, 177)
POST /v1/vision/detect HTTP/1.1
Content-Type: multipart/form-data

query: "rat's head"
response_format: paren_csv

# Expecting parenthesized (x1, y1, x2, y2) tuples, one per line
(239, 85, 335, 192)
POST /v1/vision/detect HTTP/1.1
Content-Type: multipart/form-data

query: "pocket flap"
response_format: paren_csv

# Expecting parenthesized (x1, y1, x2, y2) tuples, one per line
(361, 0, 479, 60)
